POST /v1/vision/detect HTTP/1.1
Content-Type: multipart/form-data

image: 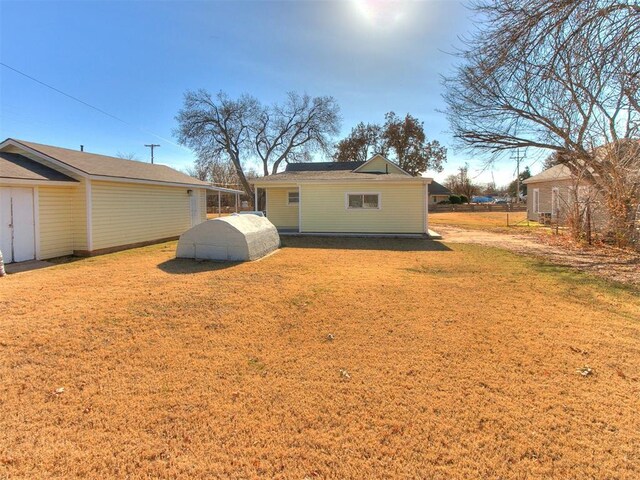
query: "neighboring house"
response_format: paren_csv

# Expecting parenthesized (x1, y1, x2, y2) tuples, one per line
(251, 154, 433, 235)
(429, 181, 451, 204)
(523, 164, 602, 224)
(0, 138, 241, 263)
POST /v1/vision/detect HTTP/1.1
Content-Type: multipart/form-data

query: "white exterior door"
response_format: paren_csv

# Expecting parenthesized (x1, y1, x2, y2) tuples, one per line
(190, 191, 200, 227)
(0, 187, 36, 263)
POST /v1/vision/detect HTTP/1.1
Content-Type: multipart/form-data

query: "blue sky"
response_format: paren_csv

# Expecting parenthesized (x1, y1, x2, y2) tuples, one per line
(0, 0, 533, 185)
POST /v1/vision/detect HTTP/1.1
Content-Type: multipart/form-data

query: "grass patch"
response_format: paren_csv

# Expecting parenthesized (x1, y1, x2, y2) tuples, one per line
(430, 211, 540, 232)
(1, 238, 640, 478)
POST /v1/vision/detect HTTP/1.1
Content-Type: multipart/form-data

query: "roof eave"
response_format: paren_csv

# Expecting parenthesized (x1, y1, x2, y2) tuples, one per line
(252, 177, 432, 185)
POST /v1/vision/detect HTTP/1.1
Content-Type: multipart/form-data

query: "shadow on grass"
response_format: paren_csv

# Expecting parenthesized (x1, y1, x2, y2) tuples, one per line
(281, 236, 452, 252)
(157, 257, 241, 274)
(530, 260, 639, 296)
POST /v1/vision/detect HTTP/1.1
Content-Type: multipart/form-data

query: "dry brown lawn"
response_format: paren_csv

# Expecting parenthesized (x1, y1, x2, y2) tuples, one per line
(1, 238, 639, 479)
(430, 211, 534, 232)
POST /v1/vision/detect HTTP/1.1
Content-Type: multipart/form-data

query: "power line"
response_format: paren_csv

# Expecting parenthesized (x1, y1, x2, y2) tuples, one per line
(0, 62, 185, 149)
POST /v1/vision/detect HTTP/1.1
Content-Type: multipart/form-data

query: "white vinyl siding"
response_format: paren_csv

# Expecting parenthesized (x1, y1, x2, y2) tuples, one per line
(300, 182, 424, 233)
(91, 181, 204, 250)
(356, 156, 407, 175)
(265, 187, 299, 229)
(38, 186, 75, 259)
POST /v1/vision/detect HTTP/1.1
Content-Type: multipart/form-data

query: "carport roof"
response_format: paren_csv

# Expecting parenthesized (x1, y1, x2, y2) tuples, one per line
(0, 152, 78, 182)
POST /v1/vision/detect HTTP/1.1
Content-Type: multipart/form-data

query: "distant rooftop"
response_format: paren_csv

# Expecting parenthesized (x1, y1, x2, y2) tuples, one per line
(285, 161, 365, 172)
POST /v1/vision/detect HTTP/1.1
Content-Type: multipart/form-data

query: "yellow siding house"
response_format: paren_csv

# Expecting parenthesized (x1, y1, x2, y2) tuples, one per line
(0, 138, 241, 263)
(252, 155, 434, 236)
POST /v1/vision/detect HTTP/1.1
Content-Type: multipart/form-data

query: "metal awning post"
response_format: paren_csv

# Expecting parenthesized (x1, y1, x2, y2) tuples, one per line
(254, 188, 259, 211)
(218, 190, 221, 216)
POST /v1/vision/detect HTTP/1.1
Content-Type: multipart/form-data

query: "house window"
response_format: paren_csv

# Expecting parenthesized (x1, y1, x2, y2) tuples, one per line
(347, 193, 380, 209)
(533, 188, 540, 213)
(287, 191, 299, 205)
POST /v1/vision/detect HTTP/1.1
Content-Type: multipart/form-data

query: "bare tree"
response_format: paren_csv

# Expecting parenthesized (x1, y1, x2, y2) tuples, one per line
(444, 0, 640, 247)
(175, 90, 340, 196)
(116, 152, 139, 161)
(182, 165, 209, 181)
(253, 92, 341, 175)
(444, 164, 481, 200)
(176, 91, 260, 196)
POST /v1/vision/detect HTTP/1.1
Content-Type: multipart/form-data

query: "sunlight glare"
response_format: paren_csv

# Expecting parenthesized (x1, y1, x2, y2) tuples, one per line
(352, 0, 406, 28)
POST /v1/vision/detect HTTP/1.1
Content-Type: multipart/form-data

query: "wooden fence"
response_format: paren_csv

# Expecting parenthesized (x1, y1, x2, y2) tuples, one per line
(430, 204, 528, 213)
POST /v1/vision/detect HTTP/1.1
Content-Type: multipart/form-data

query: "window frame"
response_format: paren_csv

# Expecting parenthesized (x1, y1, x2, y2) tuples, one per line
(287, 190, 299, 206)
(344, 192, 382, 211)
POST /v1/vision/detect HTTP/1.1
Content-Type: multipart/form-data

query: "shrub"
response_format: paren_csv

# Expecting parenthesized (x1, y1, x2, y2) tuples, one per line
(459, 195, 469, 204)
(449, 194, 462, 204)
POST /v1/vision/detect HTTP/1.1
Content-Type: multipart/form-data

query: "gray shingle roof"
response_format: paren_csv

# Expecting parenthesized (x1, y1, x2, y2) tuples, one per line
(6, 139, 211, 187)
(429, 181, 451, 195)
(253, 157, 430, 184)
(285, 161, 365, 172)
(253, 170, 425, 183)
(0, 152, 78, 182)
(523, 164, 573, 184)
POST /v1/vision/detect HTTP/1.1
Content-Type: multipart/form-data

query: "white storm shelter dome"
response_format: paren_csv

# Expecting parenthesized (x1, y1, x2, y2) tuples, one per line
(176, 215, 280, 261)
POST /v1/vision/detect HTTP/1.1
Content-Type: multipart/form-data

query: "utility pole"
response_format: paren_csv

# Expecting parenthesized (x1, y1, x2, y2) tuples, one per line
(144, 144, 160, 164)
(512, 148, 523, 204)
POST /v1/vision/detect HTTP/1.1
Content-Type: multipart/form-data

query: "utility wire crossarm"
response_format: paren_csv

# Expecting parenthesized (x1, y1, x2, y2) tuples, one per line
(144, 144, 160, 164)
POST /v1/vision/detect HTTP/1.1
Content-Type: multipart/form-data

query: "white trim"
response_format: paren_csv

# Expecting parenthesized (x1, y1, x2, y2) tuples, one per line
(88, 175, 222, 191)
(205, 185, 244, 194)
(33, 187, 41, 260)
(252, 178, 431, 187)
(0, 179, 80, 187)
(298, 185, 302, 233)
(345, 192, 382, 210)
(254, 187, 259, 211)
(286, 190, 299, 205)
(85, 179, 93, 251)
(424, 183, 429, 234)
(352, 154, 412, 176)
(533, 188, 540, 214)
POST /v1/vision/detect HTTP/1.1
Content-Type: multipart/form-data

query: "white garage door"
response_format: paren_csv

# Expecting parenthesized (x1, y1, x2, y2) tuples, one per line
(0, 187, 36, 263)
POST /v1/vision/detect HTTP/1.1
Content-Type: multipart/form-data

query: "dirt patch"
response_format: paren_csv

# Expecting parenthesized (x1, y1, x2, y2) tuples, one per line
(437, 225, 640, 287)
